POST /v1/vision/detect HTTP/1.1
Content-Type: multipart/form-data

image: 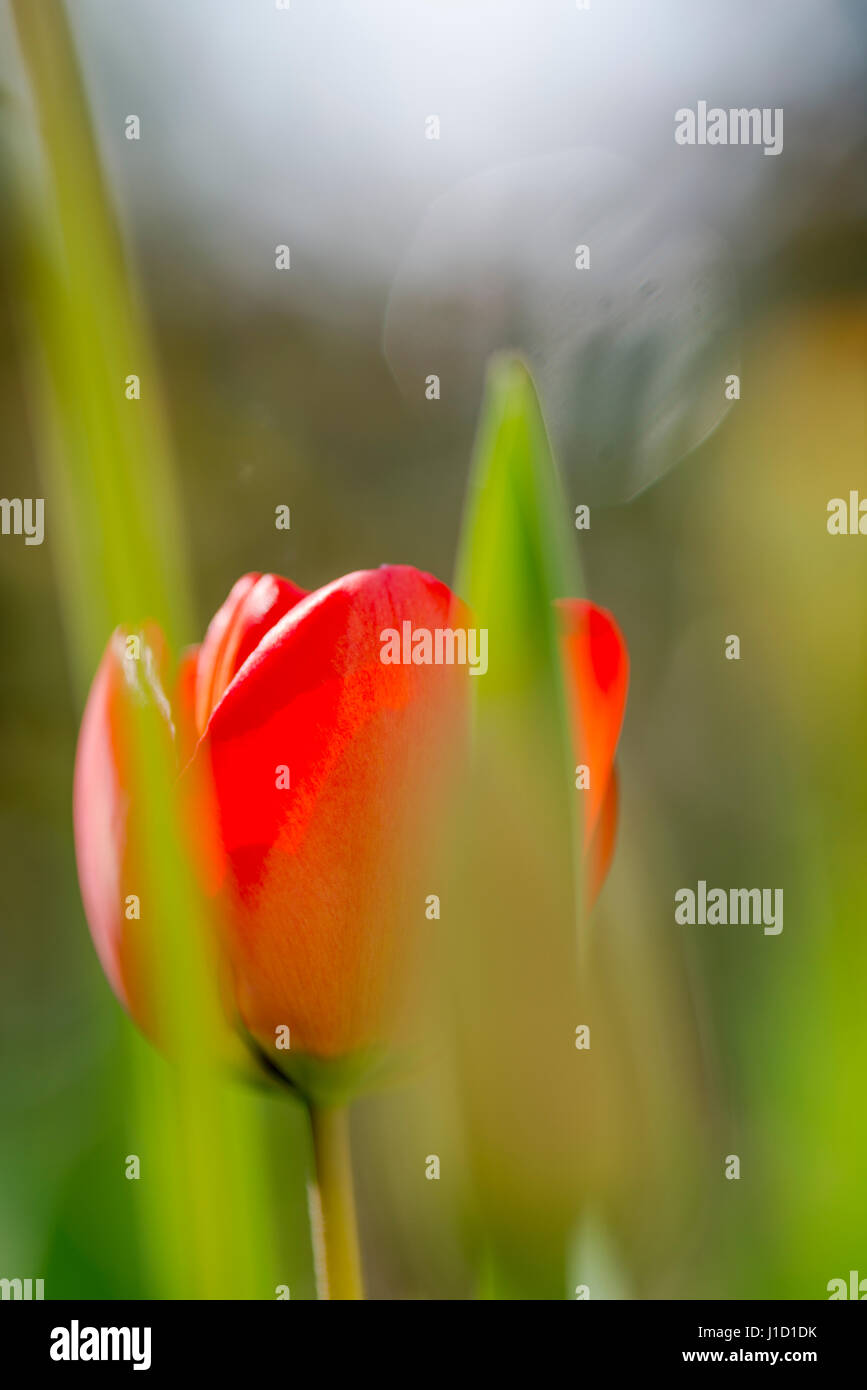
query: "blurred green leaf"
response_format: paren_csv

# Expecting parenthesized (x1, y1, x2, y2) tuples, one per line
(7, 0, 191, 680)
(7, 0, 289, 1298)
(449, 355, 586, 1298)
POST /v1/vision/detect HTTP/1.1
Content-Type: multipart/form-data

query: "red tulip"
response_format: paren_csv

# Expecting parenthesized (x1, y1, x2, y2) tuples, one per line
(558, 599, 629, 909)
(73, 567, 627, 1089)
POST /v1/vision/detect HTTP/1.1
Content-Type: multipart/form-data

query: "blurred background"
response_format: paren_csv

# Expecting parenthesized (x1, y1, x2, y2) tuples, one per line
(0, 0, 865, 1298)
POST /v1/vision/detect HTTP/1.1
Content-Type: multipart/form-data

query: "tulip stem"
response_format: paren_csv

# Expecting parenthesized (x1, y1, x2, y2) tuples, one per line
(308, 1103, 364, 1300)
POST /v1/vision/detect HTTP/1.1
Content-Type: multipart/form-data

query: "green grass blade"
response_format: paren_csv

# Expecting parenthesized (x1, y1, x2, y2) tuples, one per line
(449, 354, 588, 1297)
(6, 0, 285, 1299)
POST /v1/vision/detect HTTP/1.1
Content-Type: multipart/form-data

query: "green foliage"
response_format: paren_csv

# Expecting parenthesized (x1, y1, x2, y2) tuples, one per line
(8, 0, 288, 1299)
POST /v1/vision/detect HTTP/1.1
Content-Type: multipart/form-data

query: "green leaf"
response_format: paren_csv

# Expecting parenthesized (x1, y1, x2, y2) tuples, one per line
(457, 353, 581, 701)
(448, 354, 589, 1297)
(7, 0, 288, 1299)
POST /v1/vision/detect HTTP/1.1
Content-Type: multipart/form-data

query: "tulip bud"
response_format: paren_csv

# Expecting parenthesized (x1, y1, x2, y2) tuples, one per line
(75, 567, 470, 1103)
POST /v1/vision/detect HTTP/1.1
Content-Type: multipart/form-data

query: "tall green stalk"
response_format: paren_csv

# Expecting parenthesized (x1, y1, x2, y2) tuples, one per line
(7, 0, 279, 1298)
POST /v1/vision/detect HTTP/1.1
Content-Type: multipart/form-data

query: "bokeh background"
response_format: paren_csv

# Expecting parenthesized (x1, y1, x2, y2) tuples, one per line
(1, 0, 865, 1298)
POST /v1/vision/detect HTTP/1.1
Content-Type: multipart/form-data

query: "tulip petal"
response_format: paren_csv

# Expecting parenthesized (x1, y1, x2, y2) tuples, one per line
(194, 572, 307, 737)
(558, 599, 628, 848)
(584, 766, 619, 911)
(73, 626, 176, 1011)
(188, 565, 469, 1061)
(174, 645, 201, 768)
